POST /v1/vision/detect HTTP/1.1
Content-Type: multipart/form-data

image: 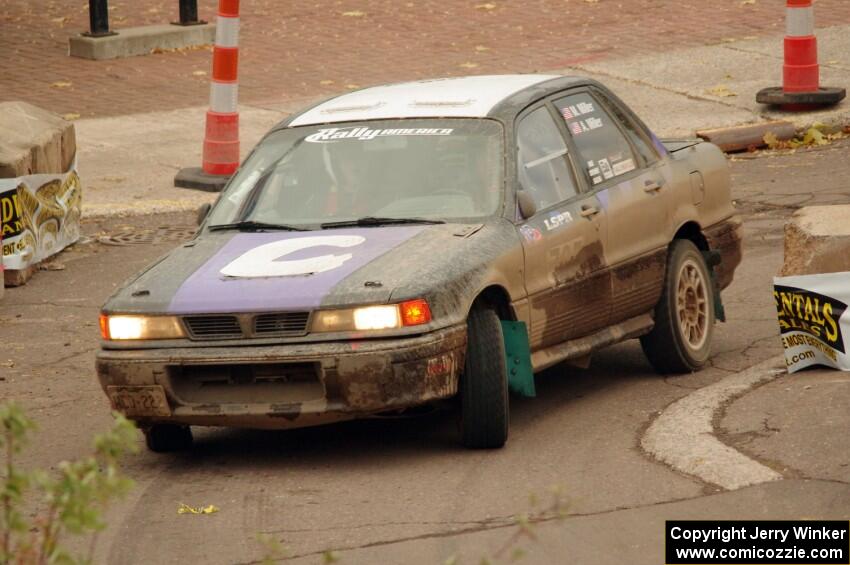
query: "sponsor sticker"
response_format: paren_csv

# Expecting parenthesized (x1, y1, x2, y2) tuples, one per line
(588, 167, 601, 177)
(611, 158, 636, 176)
(543, 211, 573, 231)
(598, 158, 614, 180)
(519, 224, 543, 242)
(592, 175, 603, 185)
(305, 126, 454, 143)
(221, 235, 366, 278)
(774, 273, 850, 373)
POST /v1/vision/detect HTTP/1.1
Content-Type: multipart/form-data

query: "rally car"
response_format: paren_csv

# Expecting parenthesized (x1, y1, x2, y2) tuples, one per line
(96, 75, 742, 452)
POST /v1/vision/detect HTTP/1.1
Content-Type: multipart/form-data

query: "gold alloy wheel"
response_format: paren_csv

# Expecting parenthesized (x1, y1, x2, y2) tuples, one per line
(676, 258, 709, 351)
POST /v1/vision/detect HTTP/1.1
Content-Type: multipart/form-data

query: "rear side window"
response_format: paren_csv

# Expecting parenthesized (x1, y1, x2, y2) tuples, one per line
(553, 93, 638, 187)
(516, 106, 579, 212)
(595, 91, 659, 166)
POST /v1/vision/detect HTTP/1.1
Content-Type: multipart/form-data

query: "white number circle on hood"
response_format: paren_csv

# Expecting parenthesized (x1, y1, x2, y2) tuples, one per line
(220, 235, 366, 278)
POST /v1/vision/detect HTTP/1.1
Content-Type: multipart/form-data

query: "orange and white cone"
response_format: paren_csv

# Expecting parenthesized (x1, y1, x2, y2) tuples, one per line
(175, 0, 242, 191)
(757, 0, 845, 109)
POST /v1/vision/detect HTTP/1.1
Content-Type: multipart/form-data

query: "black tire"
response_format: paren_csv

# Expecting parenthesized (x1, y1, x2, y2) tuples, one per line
(144, 424, 193, 453)
(460, 306, 509, 449)
(641, 239, 715, 374)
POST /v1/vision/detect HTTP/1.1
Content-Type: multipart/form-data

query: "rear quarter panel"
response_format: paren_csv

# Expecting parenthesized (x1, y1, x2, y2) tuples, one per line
(666, 141, 735, 236)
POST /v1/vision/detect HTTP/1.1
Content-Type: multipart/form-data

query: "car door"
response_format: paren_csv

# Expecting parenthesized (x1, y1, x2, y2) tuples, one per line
(515, 104, 611, 352)
(552, 89, 672, 324)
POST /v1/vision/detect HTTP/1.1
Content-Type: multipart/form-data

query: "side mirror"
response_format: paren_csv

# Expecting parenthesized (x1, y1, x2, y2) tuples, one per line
(517, 190, 537, 219)
(196, 203, 212, 226)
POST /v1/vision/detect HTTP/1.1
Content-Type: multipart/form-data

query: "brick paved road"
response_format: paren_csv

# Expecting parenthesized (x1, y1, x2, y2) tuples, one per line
(3, 0, 850, 118)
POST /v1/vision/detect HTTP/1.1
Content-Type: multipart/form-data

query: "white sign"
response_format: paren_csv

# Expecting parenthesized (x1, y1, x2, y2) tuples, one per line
(0, 162, 81, 271)
(221, 235, 365, 278)
(774, 271, 850, 373)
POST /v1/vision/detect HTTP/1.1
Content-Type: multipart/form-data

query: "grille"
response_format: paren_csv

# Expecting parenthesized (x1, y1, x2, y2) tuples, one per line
(183, 315, 243, 339)
(254, 312, 310, 336)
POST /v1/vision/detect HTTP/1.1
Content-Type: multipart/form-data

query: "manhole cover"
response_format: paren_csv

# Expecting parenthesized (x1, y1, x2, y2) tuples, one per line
(99, 226, 197, 246)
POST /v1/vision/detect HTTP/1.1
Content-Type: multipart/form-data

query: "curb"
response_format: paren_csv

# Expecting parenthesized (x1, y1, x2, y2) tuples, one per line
(642, 358, 786, 491)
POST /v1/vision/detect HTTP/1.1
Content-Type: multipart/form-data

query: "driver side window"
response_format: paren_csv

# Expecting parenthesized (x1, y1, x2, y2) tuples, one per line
(516, 106, 579, 214)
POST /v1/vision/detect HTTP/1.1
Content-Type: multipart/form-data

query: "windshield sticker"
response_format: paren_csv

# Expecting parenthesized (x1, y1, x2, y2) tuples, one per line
(568, 116, 603, 136)
(560, 102, 594, 121)
(598, 158, 614, 180)
(592, 175, 603, 185)
(588, 167, 600, 177)
(612, 158, 636, 176)
(520, 224, 543, 243)
(544, 211, 573, 231)
(305, 126, 454, 143)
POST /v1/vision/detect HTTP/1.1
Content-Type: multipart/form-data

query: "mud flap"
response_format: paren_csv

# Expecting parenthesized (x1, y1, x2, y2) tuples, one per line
(702, 250, 726, 323)
(500, 321, 536, 397)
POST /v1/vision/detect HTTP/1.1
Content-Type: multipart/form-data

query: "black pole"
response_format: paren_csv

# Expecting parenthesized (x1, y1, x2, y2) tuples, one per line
(174, 0, 206, 26)
(83, 0, 116, 37)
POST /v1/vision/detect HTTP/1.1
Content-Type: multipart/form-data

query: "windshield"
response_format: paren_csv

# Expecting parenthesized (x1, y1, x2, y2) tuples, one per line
(206, 119, 504, 228)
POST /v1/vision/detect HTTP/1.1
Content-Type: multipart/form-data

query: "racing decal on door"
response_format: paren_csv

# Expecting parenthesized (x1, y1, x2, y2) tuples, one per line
(167, 227, 426, 314)
(221, 235, 365, 278)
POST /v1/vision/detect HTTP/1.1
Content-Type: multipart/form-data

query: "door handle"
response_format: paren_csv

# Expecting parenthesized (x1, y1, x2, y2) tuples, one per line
(644, 179, 663, 193)
(580, 205, 600, 218)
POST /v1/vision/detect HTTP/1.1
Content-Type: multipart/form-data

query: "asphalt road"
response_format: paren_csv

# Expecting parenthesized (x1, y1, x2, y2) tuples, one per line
(2, 140, 849, 564)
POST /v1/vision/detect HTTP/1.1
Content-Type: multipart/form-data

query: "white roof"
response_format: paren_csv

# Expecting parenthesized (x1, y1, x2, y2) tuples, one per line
(288, 74, 561, 127)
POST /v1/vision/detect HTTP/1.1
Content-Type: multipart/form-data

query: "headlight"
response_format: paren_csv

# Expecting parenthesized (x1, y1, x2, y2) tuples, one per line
(311, 299, 432, 333)
(100, 314, 185, 340)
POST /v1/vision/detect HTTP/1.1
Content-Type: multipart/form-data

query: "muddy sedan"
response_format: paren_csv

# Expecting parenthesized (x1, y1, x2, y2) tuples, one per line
(97, 75, 742, 452)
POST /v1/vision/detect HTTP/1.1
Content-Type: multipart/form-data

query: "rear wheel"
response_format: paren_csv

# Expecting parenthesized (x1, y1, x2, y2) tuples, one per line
(459, 306, 509, 449)
(641, 240, 715, 374)
(144, 424, 193, 453)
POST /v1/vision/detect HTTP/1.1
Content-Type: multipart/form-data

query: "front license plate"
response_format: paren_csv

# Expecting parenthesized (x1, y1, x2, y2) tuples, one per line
(107, 386, 171, 417)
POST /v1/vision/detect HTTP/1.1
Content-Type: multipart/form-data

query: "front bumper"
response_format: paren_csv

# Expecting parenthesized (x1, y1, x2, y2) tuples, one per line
(96, 324, 467, 429)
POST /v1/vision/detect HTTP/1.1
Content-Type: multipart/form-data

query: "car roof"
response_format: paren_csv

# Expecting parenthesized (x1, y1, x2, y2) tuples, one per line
(286, 74, 570, 127)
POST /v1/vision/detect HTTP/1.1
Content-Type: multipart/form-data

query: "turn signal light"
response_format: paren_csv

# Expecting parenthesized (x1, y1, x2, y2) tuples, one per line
(400, 299, 431, 327)
(99, 313, 110, 340)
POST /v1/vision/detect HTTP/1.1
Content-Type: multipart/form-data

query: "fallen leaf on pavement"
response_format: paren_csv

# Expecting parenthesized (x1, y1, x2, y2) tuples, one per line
(763, 131, 780, 149)
(63, 113, 81, 121)
(459, 62, 479, 69)
(706, 85, 737, 97)
(341, 10, 365, 17)
(319, 80, 334, 85)
(192, 70, 207, 76)
(475, 45, 490, 52)
(51, 81, 72, 88)
(741, 0, 755, 5)
(475, 3, 497, 9)
(178, 503, 219, 515)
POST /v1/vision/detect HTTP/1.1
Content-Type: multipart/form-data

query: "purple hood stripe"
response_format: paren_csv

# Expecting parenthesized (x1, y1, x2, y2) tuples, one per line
(168, 227, 424, 314)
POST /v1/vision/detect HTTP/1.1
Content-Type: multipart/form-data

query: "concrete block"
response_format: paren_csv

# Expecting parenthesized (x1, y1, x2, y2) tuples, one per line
(4, 265, 35, 288)
(0, 101, 76, 177)
(781, 205, 850, 276)
(69, 23, 215, 61)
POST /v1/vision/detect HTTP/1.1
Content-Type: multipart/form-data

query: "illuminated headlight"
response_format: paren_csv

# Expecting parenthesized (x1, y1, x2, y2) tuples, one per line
(100, 314, 185, 340)
(311, 300, 432, 333)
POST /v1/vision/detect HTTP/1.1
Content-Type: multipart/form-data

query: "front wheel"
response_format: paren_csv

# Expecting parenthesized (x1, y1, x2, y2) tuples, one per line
(459, 306, 509, 449)
(641, 240, 715, 374)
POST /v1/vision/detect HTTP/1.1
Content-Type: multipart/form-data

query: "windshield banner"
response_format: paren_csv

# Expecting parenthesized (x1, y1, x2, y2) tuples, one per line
(0, 160, 81, 271)
(774, 271, 850, 373)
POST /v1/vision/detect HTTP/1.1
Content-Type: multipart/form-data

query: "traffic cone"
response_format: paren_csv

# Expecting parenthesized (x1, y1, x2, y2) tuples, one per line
(756, 0, 845, 109)
(175, 0, 241, 192)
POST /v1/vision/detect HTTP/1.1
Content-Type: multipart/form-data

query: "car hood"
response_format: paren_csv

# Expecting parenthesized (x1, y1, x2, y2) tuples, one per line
(103, 223, 503, 316)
